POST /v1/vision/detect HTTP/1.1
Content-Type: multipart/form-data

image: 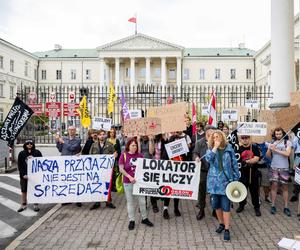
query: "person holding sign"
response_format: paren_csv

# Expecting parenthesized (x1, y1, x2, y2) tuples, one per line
(118, 138, 154, 230)
(55, 125, 82, 207)
(89, 129, 117, 210)
(235, 135, 262, 217)
(266, 127, 292, 216)
(17, 139, 42, 212)
(206, 130, 240, 242)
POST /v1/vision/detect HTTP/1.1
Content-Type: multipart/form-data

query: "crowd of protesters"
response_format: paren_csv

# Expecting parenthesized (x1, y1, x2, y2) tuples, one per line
(17, 117, 300, 242)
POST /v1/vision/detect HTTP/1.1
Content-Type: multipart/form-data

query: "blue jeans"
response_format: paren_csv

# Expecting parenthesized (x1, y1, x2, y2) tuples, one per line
(211, 194, 231, 212)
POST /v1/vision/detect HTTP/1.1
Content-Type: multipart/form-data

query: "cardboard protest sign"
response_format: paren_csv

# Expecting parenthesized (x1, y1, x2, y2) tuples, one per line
(201, 105, 209, 116)
(147, 102, 186, 133)
(291, 92, 300, 107)
(92, 117, 112, 131)
(27, 155, 115, 204)
(133, 158, 201, 200)
(237, 122, 267, 136)
(257, 110, 276, 141)
(221, 109, 238, 121)
(274, 105, 300, 133)
(165, 138, 189, 159)
(124, 117, 161, 137)
(292, 122, 300, 139)
(129, 109, 142, 119)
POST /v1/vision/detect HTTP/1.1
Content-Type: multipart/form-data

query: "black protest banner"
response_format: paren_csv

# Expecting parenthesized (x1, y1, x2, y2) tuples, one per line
(0, 97, 34, 146)
(291, 122, 300, 139)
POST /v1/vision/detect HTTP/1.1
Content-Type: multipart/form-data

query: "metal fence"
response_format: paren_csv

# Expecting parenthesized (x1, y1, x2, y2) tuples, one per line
(18, 84, 272, 144)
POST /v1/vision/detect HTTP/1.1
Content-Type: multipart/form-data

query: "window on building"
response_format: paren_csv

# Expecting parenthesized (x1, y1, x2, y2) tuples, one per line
(140, 68, 146, 78)
(0, 84, 3, 97)
(9, 86, 14, 99)
(0, 56, 3, 69)
(230, 69, 236, 79)
(86, 69, 91, 80)
(10, 60, 14, 72)
(215, 69, 220, 79)
(71, 69, 76, 80)
(169, 68, 176, 79)
(24, 61, 29, 77)
(41, 70, 46, 80)
(183, 68, 189, 80)
(125, 68, 130, 78)
(0, 108, 3, 122)
(229, 92, 237, 103)
(246, 69, 252, 79)
(34, 69, 37, 80)
(56, 70, 62, 80)
(199, 69, 205, 80)
(155, 68, 161, 78)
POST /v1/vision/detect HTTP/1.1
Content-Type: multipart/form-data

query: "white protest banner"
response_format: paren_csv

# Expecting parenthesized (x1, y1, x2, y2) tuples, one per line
(27, 155, 115, 204)
(295, 167, 300, 185)
(201, 105, 209, 116)
(237, 122, 267, 136)
(221, 109, 238, 121)
(245, 99, 259, 109)
(165, 138, 189, 159)
(133, 158, 201, 200)
(92, 117, 112, 131)
(129, 109, 142, 119)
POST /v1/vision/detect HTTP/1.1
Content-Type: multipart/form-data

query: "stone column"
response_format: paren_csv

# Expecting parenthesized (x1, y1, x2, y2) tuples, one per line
(270, 0, 294, 108)
(176, 57, 182, 89)
(130, 57, 135, 88)
(99, 57, 105, 87)
(161, 57, 166, 87)
(146, 57, 151, 85)
(115, 57, 120, 87)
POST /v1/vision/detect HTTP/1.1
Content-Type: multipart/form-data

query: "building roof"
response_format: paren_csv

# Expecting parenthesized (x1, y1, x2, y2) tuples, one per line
(184, 48, 256, 57)
(0, 38, 38, 59)
(33, 49, 98, 58)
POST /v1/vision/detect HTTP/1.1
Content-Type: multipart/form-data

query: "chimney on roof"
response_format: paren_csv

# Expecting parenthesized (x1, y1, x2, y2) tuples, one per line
(238, 43, 245, 49)
(54, 44, 62, 51)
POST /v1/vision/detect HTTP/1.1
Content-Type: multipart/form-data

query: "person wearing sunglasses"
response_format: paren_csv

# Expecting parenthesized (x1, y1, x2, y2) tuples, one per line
(236, 135, 261, 217)
(17, 139, 42, 212)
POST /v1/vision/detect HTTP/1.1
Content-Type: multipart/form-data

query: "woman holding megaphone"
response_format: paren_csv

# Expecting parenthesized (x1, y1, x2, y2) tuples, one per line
(206, 130, 240, 242)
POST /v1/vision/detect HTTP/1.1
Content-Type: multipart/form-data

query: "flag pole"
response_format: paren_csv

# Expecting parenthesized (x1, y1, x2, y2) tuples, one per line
(135, 13, 137, 35)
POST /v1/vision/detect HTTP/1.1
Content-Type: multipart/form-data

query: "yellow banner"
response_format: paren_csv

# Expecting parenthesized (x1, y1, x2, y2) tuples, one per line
(108, 81, 117, 115)
(78, 95, 91, 128)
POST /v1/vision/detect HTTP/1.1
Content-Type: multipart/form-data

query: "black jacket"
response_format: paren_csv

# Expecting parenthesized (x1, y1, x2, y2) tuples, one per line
(18, 142, 42, 178)
(82, 137, 94, 155)
(192, 137, 209, 172)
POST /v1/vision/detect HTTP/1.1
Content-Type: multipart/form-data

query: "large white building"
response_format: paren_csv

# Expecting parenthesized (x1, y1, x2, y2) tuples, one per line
(0, 12, 299, 119)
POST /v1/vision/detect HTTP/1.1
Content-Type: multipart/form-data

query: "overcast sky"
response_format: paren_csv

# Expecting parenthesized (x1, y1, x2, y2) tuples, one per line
(0, 0, 299, 53)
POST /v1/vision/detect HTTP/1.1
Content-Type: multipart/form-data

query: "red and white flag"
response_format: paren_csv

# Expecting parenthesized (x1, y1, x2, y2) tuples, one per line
(128, 17, 137, 23)
(208, 89, 216, 126)
(192, 102, 197, 136)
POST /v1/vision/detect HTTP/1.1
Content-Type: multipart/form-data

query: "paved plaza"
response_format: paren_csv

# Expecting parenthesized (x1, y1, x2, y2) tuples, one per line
(8, 189, 300, 250)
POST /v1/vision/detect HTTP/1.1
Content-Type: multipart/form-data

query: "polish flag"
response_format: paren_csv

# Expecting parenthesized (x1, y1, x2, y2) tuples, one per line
(192, 102, 197, 136)
(128, 17, 137, 23)
(208, 89, 216, 127)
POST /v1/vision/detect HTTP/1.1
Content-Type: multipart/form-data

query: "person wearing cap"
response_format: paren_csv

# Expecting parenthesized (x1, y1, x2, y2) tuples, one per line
(55, 125, 82, 207)
(236, 135, 262, 217)
(193, 125, 217, 220)
(17, 139, 42, 212)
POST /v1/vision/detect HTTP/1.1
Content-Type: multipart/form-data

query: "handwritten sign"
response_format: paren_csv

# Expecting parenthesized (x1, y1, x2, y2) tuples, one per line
(165, 138, 189, 159)
(274, 105, 300, 132)
(221, 109, 238, 121)
(92, 117, 112, 131)
(27, 155, 115, 204)
(291, 92, 300, 107)
(237, 122, 267, 136)
(133, 158, 201, 200)
(124, 117, 161, 137)
(129, 109, 142, 119)
(245, 99, 259, 109)
(147, 102, 186, 133)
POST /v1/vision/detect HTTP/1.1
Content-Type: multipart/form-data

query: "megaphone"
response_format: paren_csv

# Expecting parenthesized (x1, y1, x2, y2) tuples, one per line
(225, 181, 247, 203)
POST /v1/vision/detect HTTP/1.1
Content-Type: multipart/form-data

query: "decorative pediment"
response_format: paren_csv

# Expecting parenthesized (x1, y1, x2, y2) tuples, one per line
(97, 33, 184, 51)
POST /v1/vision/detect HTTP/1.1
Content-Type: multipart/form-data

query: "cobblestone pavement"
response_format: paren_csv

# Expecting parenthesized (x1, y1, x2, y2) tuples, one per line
(13, 191, 300, 250)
